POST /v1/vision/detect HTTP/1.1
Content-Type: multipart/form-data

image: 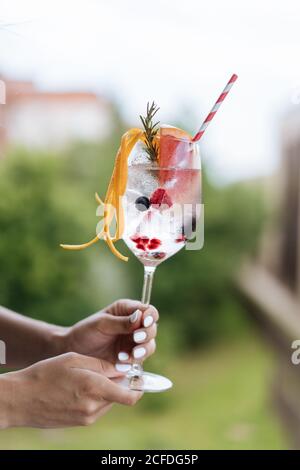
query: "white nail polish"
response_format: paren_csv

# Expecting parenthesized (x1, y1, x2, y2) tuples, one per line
(133, 347, 146, 359)
(134, 331, 147, 343)
(143, 316, 153, 328)
(118, 351, 129, 361)
(115, 363, 131, 372)
(130, 309, 140, 323)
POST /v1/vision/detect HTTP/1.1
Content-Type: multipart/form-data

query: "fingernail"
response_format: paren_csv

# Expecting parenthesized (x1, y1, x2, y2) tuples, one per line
(134, 330, 147, 343)
(118, 351, 129, 361)
(115, 363, 131, 372)
(130, 309, 141, 323)
(143, 315, 153, 328)
(133, 347, 146, 359)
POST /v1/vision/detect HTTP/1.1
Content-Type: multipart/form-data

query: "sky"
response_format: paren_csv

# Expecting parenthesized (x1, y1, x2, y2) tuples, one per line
(1, 0, 300, 183)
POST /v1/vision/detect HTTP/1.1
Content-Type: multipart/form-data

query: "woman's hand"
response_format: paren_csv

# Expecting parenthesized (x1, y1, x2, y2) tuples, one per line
(0, 352, 142, 429)
(63, 299, 159, 370)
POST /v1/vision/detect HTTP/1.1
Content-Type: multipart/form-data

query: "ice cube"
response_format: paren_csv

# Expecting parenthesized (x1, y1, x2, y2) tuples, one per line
(126, 164, 158, 199)
(128, 141, 151, 166)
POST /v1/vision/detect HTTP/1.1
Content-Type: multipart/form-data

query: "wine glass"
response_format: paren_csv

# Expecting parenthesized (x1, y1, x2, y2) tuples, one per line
(120, 134, 202, 392)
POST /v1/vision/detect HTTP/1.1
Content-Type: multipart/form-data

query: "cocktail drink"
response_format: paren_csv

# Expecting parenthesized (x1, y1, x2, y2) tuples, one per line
(119, 126, 201, 392)
(61, 108, 202, 391)
(61, 73, 237, 392)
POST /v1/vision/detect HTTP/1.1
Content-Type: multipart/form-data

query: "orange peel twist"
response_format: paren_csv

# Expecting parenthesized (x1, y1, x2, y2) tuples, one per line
(60, 128, 146, 261)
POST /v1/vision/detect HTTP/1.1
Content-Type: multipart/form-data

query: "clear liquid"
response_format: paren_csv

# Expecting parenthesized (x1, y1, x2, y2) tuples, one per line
(123, 165, 201, 267)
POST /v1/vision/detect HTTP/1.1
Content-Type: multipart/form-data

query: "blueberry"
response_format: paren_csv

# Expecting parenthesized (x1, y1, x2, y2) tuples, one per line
(135, 196, 150, 212)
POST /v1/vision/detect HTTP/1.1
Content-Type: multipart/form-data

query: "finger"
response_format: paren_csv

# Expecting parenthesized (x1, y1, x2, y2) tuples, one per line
(130, 339, 156, 362)
(96, 310, 143, 336)
(117, 339, 157, 366)
(94, 402, 113, 420)
(106, 299, 145, 317)
(101, 376, 143, 406)
(141, 305, 159, 328)
(133, 323, 157, 345)
(77, 398, 113, 426)
(67, 352, 124, 378)
(117, 323, 157, 362)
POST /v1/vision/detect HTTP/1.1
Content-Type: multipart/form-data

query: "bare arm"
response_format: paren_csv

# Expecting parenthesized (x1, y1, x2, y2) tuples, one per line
(0, 305, 66, 368)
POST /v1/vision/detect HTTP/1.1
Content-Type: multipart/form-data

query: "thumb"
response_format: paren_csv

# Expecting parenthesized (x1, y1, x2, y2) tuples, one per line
(69, 353, 124, 379)
(97, 309, 142, 335)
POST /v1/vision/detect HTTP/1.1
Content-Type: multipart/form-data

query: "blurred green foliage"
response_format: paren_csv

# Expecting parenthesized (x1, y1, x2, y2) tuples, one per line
(0, 124, 264, 348)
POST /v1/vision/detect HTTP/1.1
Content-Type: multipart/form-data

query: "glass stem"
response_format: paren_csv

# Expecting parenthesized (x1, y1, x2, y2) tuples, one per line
(128, 266, 156, 379)
(141, 266, 156, 306)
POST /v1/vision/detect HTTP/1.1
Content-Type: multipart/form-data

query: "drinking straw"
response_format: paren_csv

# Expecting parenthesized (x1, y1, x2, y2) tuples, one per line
(192, 73, 238, 142)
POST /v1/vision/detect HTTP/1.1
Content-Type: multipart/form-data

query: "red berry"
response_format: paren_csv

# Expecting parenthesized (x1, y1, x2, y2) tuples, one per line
(175, 235, 186, 243)
(136, 243, 146, 251)
(150, 238, 161, 246)
(148, 238, 161, 250)
(150, 188, 172, 208)
(131, 235, 141, 243)
(140, 236, 149, 244)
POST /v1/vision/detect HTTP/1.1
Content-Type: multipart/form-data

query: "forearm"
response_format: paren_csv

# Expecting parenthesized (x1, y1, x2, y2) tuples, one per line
(0, 372, 20, 429)
(0, 306, 67, 368)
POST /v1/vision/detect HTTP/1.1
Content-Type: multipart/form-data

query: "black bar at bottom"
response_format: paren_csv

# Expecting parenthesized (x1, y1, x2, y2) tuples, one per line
(0, 449, 297, 465)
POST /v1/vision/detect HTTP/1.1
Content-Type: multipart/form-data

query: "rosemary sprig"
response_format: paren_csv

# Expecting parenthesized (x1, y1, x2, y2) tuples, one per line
(139, 101, 160, 162)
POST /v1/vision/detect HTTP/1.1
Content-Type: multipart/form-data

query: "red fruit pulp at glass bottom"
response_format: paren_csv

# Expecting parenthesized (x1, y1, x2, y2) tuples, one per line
(148, 240, 161, 250)
(148, 243, 157, 250)
(150, 238, 161, 245)
(131, 235, 141, 243)
(136, 243, 146, 251)
(153, 252, 166, 259)
(131, 235, 162, 251)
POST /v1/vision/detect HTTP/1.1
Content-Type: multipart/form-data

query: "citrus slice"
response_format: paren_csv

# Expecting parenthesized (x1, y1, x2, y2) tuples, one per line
(159, 125, 191, 169)
(158, 125, 192, 191)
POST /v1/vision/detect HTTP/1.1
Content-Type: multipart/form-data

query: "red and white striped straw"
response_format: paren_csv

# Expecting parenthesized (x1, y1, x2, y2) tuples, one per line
(192, 73, 238, 142)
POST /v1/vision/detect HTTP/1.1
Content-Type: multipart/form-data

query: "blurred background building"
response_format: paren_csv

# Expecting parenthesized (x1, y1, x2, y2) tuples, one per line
(0, 76, 113, 150)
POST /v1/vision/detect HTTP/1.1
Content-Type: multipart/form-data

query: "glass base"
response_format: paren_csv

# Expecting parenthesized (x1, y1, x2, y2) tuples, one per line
(117, 371, 173, 393)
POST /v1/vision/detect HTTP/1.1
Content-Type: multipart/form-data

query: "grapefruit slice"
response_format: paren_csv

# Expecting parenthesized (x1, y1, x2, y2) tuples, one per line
(159, 125, 192, 169)
(158, 125, 192, 193)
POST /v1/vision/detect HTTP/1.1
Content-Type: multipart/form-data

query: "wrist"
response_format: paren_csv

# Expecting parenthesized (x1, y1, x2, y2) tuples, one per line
(0, 372, 21, 428)
(48, 325, 71, 357)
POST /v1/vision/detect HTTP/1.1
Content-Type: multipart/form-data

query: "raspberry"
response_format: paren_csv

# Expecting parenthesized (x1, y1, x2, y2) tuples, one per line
(131, 235, 141, 243)
(136, 243, 146, 251)
(150, 238, 161, 246)
(150, 188, 172, 208)
(148, 238, 161, 250)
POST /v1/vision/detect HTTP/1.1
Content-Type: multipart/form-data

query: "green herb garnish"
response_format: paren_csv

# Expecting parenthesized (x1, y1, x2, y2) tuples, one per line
(139, 101, 160, 162)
